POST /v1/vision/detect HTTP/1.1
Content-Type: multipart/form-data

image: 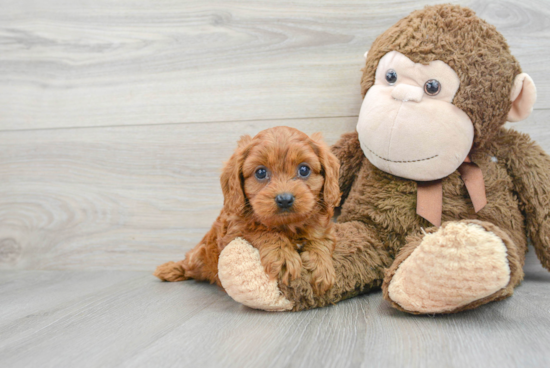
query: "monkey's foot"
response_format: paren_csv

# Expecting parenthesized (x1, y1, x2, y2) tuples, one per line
(218, 238, 293, 312)
(383, 221, 514, 314)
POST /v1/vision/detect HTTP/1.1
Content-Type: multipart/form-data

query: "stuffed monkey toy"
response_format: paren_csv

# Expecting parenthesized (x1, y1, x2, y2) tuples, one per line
(216, 4, 548, 314)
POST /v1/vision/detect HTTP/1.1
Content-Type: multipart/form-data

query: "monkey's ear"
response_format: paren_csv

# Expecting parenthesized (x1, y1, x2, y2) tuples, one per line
(310, 133, 341, 208)
(508, 73, 537, 122)
(220, 137, 251, 214)
(363, 50, 369, 60)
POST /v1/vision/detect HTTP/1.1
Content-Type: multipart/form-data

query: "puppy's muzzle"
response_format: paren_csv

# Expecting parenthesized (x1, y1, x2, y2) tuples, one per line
(275, 193, 295, 210)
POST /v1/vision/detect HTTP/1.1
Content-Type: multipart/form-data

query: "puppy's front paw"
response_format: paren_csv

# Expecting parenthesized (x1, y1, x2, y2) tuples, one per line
(261, 247, 302, 286)
(301, 251, 335, 295)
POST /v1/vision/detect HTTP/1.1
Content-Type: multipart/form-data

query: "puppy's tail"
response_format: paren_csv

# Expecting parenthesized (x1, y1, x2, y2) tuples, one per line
(154, 261, 188, 282)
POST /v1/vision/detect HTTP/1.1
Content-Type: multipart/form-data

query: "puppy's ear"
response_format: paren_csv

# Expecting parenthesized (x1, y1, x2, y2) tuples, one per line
(220, 135, 252, 214)
(310, 133, 341, 208)
(236, 134, 253, 148)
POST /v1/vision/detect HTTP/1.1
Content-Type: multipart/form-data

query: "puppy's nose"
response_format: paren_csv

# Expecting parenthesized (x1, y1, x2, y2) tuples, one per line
(275, 193, 294, 209)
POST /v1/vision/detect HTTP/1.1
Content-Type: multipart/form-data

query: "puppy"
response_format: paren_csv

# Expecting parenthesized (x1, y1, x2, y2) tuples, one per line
(154, 126, 340, 294)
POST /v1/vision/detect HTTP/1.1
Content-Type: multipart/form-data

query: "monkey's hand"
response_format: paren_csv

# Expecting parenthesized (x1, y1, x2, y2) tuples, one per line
(218, 238, 294, 311)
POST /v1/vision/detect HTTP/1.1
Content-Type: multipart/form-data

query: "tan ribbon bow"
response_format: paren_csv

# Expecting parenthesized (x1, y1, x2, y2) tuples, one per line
(416, 157, 487, 227)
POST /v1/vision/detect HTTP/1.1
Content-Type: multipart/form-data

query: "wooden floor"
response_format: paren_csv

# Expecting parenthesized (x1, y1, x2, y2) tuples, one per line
(1, 250, 549, 367)
(1, 0, 550, 367)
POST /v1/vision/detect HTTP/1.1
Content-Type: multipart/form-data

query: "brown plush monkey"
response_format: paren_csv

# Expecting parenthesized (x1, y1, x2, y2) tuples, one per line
(216, 4, 547, 314)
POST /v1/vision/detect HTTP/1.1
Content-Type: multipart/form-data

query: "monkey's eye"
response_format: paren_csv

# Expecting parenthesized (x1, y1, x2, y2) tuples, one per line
(255, 167, 268, 180)
(297, 164, 311, 178)
(424, 79, 441, 96)
(385, 69, 397, 85)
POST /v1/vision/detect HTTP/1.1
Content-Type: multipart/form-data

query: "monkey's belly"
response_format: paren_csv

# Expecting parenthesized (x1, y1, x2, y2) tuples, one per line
(338, 160, 527, 255)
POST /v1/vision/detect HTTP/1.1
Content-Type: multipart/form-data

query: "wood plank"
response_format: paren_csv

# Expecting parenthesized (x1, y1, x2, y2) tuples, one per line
(0, 248, 548, 368)
(0, 270, 145, 345)
(0, 117, 356, 270)
(1, 0, 549, 131)
(0, 270, 233, 368)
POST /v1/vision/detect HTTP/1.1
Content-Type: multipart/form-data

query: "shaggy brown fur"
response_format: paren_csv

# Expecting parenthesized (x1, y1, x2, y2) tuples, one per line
(267, 5, 550, 312)
(360, 5, 520, 150)
(155, 126, 341, 295)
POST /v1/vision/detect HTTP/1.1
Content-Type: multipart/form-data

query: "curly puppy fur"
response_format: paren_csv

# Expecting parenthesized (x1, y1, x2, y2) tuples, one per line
(155, 126, 341, 295)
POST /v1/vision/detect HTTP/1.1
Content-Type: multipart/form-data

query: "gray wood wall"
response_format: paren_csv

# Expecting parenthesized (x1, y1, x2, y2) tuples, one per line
(1, 0, 549, 271)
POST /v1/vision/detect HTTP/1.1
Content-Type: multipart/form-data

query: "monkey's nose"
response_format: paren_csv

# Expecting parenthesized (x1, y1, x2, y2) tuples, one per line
(391, 84, 424, 102)
(275, 193, 295, 209)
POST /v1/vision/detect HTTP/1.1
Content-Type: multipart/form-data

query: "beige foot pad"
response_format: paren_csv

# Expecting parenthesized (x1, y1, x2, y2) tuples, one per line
(388, 222, 511, 313)
(218, 238, 293, 312)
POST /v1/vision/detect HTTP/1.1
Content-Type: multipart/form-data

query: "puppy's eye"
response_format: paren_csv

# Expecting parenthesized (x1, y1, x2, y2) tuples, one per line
(297, 165, 311, 178)
(385, 69, 397, 85)
(255, 167, 268, 180)
(424, 79, 441, 96)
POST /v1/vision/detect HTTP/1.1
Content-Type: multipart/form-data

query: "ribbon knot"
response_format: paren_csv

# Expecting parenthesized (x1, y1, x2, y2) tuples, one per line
(416, 158, 487, 227)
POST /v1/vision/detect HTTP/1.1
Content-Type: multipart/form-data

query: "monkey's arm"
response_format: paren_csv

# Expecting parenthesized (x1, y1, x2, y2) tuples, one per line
(504, 130, 550, 271)
(331, 131, 364, 205)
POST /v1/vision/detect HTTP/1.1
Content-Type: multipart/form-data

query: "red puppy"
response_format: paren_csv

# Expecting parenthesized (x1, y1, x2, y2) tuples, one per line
(154, 126, 340, 294)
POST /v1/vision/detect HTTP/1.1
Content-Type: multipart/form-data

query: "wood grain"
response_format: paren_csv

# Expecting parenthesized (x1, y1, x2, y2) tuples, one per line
(0, 248, 549, 368)
(0, 117, 356, 270)
(0, 0, 549, 131)
(0, 111, 548, 271)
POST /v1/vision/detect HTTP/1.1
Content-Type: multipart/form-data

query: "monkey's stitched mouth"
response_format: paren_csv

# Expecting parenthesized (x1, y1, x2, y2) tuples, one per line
(365, 146, 438, 163)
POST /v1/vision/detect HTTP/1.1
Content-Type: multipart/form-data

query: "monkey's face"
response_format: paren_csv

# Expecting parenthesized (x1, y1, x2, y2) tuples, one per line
(357, 51, 474, 181)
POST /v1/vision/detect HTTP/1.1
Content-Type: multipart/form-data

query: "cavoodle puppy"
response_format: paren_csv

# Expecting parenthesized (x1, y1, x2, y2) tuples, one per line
(154, 126, 341, 294)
